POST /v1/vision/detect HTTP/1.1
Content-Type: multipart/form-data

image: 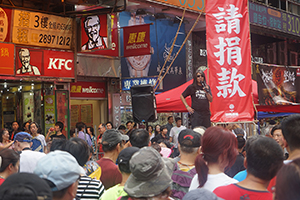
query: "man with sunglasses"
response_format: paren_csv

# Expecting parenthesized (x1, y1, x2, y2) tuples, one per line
(180, 69, 213, 128)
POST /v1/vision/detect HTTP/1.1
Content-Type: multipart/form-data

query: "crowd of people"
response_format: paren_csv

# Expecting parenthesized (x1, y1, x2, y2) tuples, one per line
(0, 114, 299, 200)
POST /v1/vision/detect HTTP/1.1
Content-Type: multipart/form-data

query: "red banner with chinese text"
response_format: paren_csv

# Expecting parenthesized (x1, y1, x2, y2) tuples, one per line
(123, 24, 151, 57)
(206, 0, 254, 122)
(0, 42, 14, 75)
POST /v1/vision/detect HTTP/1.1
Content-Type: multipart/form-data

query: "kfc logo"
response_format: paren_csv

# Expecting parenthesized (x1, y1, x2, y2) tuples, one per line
(48, 58, 73, 70)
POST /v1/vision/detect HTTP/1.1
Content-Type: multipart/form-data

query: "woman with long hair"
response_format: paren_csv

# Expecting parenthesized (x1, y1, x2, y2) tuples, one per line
(189, 126, 238, 192)
(0, 148, 20, 185)
(154, 124, 161, 137)
(0, 129, 14, 150)
(147, 125, 155, 140)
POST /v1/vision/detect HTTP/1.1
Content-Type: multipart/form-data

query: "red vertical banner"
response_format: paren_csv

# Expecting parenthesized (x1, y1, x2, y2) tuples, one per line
(206, 0, 254, 122)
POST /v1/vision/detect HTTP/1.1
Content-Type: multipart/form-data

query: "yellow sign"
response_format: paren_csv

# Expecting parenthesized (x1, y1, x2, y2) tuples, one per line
(12, 10, 73, 49)
(153, 0, 205, 12)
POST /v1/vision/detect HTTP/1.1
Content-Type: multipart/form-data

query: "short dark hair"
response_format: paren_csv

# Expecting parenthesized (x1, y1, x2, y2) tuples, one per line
(55, 121, 64, 132)
(175, 117, 181, 122)
(106, 121, 113, 128)
(50, 139, 67, 152)
(102, 141, 123, 152)
(118, 125, 126, 130)
(75, 122, 86, 132)
(281, 114, 300, 151)
(270, 124, 281, 136)
(160, 125, 167, 132)
(126, 121, 133, 126)
(129, 129, 150, 148)
(0, 149, 20, 172)
(30, 122, 39, 129)
(63, 138, 90, 166)
(246, 136, 283, 181)
(237, 136, 245, 149)
(167, 116, 173, 121)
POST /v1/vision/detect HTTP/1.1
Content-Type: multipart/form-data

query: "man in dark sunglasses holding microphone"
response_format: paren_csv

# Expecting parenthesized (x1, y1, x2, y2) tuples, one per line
(180, 68, 213, 128)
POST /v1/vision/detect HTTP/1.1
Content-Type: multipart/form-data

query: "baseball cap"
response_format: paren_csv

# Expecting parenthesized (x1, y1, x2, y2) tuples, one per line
(34, 150, 85, 191)
(124, 147, 175, 198)
(0, 172, 52, 200)
(117, 147, 139, 173)
(102, 129, 129, 146)
(14, 132, 32, 142)
(178, 129, 201, 147)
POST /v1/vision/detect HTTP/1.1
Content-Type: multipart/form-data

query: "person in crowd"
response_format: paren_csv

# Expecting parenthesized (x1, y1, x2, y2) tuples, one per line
(45, 121, 66, 142)
(169, 117, 186, 157)
(23, 121, 31, 133)
(271, 124, 288, 159)
(225, 136, 246, 178)
(96, 129, 129, 190)
(61, 138, 105, 199)
(147, 125, 155, 140)
(10, 121, 20, 140)
(213, 136, 284, 200)
(118, 125, 126, 134)
(129, 129, 151, 148)
(189, 126, 238, 192)
(0, 173, 52, 200)
(118, 147, 175, 200)
(0, 129, 14, 150)
(151, 126, 170, 147)
(34, 150, 84, 200)
(13, 132, 45, 173)
(0, 149, 20, 185)
(69, 128, 76, 138)
(154, 124, 161, 137)
(106, 121, 113, 130)
(87, 126, 96, 153)
(165, 115, 174, 137)
(97, 123, 106, 158)
(49, 138, 67, 152)
(193, 126, 206, 136)
(30, 122, 47, 152)
(275, 158, 300, 200)
(125, 121, 133, 135)
(171, 129, 201, 199)
(180, 69, 213, 128)
(183, 188, 222, 200)
(76, 122, 92, 146)
(101, 147, 140, 200)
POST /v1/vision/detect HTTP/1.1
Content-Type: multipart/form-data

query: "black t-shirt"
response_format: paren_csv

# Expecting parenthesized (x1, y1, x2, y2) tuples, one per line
(182, 84, 211, 113)
(50, 134, 66, 140)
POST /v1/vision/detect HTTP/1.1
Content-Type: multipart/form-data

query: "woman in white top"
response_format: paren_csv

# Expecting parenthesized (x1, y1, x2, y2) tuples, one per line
(30, 122, 46, 151)
(189, 126, 238, 192)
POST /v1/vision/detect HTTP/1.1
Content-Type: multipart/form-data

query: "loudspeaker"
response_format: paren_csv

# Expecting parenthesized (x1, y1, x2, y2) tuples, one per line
(130, 85, 157, 122)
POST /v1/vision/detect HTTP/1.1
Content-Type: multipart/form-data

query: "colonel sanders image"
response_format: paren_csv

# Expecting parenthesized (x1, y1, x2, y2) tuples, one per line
(17, 48, 41, 75)
(82, 15, 108, 50)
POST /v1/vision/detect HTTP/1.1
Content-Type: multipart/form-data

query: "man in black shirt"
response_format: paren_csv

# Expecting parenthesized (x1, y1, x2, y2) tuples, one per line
(180, 69, 213, 128)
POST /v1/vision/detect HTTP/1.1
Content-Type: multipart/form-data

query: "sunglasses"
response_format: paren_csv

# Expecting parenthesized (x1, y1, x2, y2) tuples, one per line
(197, 75, 203, 78)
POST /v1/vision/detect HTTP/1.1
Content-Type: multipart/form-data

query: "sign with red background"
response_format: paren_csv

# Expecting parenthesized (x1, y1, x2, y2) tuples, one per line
(15, 47, 74, 78)
(123, 24, 151, 57)
(0, 7, 11, 42)
(0, 42, 14, 75)
(70, 81, 106, 98)
(206, 0, 254, 122)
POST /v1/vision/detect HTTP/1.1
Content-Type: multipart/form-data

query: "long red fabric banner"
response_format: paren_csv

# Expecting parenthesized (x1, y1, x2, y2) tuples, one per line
(206, 0, 254, 122)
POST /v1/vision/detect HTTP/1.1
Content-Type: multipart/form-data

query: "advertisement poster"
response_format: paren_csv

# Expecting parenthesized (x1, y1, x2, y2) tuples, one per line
(119, 11, 186, 91)
(44, 95, 55, 133)
(23, 92, 34, 123)
(0, 42, 15, 75)
(0, 7, 12, 42)
(256, 64, 300, 105)
(80, 104, 93, 127)
(71, 105, 80, 129)
(56, 91, 69, 136)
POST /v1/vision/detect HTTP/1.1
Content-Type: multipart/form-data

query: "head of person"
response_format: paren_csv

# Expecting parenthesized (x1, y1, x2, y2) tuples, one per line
(160, 126, 168, 136)
(195, 126, 237, 187)
(246, 136, 283, 181)
(75, 122, 86, 132)
(178, 129, 201, 154)
(87, 127, 94, 136)
(30, 122, 39, 135)
(101, 129, 129, 153)
(98, 123, 106, 134)
(55, 121, 64, 133)
(23, 121, 30, 132)
(126, 121, 133, 130)
(34, 150, 84, 200)
(84, 15, 100, 42)
(232, 127, 246, 138)
(118, 125, 126, 134)
(155, 124, 161, 134)
(117, 147, 139, 175)
(270, 124, 285, 148)
(19, 48, 31, 68)
(275, 158, 300, 200)
(0, 128, 9, 143)
(124, 147, 174, 199)
(237, 136, 246, 150)
(12, 121, 20, 132)
(168, 116, 174, 124)
(0, 173, 52, 200)
(193, 68, 206, 88)
(281, 114, 300, 151)
(147, 125, 153, 133)
(13, 132, 32, 151)
(69, 128, 75, 138)
(175, 117, 182, 127)
(50, 139, 67, 152)
(0, 149, 20, 177)
(106, 122, 113, 130)
(129, 129, 150, 148)
(63, 138, 90, 167)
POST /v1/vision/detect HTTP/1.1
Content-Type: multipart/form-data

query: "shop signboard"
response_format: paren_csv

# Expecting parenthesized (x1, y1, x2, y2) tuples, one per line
(15, 47, 74, 78)
(152, 0, 205, 12)
(12, 10, 73, 49)
(0, 7, 12, 42)
(122, 77, 158, 91)
(206, 0, 254, 122)
(123, 24, 151, 57)
(0, 42, 14, 75)
(70, 82, 106, 98)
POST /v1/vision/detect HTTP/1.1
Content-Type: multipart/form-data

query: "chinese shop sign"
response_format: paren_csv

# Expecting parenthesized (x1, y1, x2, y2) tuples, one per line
(12, 10, 73, 49)
(122, 77, 158, 90)
(153, 0, 205, 12)
(206, 0, 254, 122)
(70, 82, 106, 98)
(0, 42, 14, 75)
(0, 7, 11, 42)
(123, 24, 151, 57)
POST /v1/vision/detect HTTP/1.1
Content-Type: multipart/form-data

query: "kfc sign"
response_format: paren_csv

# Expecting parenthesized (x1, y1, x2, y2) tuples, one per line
(70, 82, 106, 98)
(15, 47, 74, 78)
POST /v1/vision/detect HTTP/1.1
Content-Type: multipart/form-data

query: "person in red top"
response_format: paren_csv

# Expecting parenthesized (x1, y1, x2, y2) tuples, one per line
(0, 149, 20, 185)
(96, 129, 129, 190)
(213, 136, 284, 200)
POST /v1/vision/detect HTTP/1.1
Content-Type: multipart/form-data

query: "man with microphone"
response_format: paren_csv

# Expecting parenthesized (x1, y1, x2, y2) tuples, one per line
(180, 69, 213, 128)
